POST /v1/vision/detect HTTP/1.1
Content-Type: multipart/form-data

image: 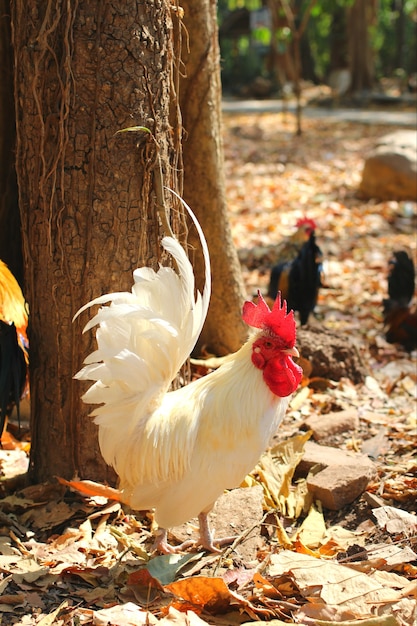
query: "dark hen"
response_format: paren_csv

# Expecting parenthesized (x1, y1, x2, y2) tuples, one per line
(383, 251, 416, 352)
(0, 320, 28, 440)
(386, 251, 415, 306)
(268, 232, 322, 325)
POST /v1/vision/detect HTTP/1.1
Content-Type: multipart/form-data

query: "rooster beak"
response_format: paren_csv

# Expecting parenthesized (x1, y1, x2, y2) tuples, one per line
(284, 346, 299, 358)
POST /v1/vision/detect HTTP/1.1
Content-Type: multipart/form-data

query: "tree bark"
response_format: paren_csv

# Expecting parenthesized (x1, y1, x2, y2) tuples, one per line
(0, 0, 22, 284)
(267, 0, 317, 136)
(348, 0, 377, 92)
(11, 0, 182, 482)
(179, 0, 247, 355)
(328, 5, 349, 72)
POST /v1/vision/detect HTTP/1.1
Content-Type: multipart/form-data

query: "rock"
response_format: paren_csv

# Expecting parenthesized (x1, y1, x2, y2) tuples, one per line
(296, 441, 377, 511)
(297, 441, 376, 477)
(359, 130, 417, 201)
(297, 326, 367, 385)
(302, 408, 360, 441)
(307, 464, 372, 510)
(328, 68, 351, 96)
(211, 486, 264, 562)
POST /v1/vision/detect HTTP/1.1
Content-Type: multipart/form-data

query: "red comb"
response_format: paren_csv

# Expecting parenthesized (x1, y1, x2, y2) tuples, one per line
(242, 291, 296, 345)
(295, 217, 316, 231)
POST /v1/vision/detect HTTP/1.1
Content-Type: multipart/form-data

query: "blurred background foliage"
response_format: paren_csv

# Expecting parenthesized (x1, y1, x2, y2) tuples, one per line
(218, 0, 417, 99)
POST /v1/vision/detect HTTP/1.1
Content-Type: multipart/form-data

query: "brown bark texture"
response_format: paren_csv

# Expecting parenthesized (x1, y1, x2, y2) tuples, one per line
(11, 0, 183, 482)
(348, 0, 376, 92)
(0, 0, 22, 284)
(180, 0, 247, 355)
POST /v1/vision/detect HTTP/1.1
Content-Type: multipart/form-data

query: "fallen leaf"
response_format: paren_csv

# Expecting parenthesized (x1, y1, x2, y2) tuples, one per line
(93, 602, 157, 626)
(7, 557, 50, 584)
(146, 553, 202, 586)
(372, 505, 417, 535)
(249, 431, 311, 515)
(57, 476, 124, 501)
(296, 502, 326, 549)
(159, 606, 211, 625)
(268, 550, 408, 618)
(36, 600, 70, 626)
(166, 576, 247, 614)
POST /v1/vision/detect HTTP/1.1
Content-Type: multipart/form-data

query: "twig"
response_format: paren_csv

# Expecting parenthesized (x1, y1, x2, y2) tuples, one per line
(213, 511, 270, 576)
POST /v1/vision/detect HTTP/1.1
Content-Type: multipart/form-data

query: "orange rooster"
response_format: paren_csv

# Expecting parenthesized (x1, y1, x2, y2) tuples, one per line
(0, 260, 29, 440)
(75, 201, 302, 553)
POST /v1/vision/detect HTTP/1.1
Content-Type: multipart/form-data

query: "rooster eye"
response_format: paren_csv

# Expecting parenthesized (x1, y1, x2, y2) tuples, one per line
(264, 341, 273, 349)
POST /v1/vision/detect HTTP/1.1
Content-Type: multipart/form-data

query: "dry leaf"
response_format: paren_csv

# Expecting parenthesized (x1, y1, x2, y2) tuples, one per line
(166, 576, 244, 614)
(373, 505, 417, 535)
(268, 550, 409, 619)
(57, 476, 124, 501)
(296, 502, 326, 549)
(93, 602, 157, 626)
(36, 601, 70, 626)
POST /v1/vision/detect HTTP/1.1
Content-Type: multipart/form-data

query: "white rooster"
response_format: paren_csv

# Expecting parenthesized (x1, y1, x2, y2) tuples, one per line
(75, 201, 302, 553)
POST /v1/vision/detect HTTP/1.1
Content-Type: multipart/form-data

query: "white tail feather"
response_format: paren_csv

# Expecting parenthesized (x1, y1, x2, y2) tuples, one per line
(74, 194, 211, 473)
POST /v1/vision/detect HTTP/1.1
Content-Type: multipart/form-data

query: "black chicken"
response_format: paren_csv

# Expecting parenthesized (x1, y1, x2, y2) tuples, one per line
(267, 232, 323, 325)
(0, 259, 29, 442)
(0, 320, 28, 440)
(386, 251, 415, 306)
(383, 251, 416, 351)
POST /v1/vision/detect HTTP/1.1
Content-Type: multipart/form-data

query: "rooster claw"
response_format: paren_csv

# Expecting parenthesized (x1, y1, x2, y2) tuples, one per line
(152, 526, 237, 554)
(197, 534, 237, 553)
(152, 529, 199, 554)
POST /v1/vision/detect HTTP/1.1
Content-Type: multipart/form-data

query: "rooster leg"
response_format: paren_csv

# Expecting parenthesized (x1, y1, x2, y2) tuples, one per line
(152, 528, 196, 554)
(152, 508, 238, 554)
(196, 511, 221, 553)
(152, 528, 181, 554)
(152, 515, 236, 554)
(196, 512, 236, 553)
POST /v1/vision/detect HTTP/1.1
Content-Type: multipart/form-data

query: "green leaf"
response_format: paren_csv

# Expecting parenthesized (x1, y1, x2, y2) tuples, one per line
(115, 125, 151, 135)
(146, 552, 202, 585)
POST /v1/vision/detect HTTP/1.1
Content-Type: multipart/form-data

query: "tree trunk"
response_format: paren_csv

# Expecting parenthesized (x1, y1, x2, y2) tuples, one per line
(267, 0, 317, 136)
(328, 5, 348, 72)
(11, 0, 183, 483)
(394, 0, 406, 72)
(0, 0, 22, 285)
(348, 0, 377, 93)
(179, 0, 247, 355)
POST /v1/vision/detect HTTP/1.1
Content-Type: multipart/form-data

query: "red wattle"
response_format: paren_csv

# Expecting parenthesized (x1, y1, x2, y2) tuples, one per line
(263, 356, 302, 397)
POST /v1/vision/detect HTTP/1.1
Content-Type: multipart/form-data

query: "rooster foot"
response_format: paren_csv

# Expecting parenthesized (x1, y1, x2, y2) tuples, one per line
(152, 513, 237, 554)
(196, 534, 237, 553)
(195, 512, 236, 553)
(152, 529, 188, 554)
(152, 530, 233, 554)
